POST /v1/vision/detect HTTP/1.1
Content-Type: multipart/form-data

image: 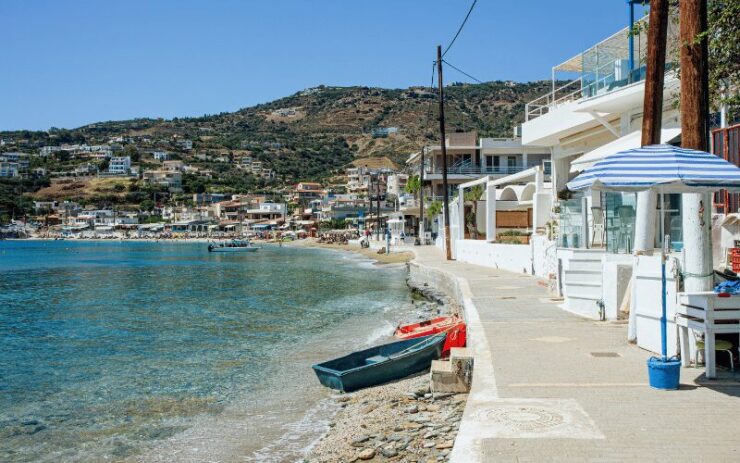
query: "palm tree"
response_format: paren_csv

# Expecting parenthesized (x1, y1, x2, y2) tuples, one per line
(464, 185, 484, 240)
(427, 200, 443, 218)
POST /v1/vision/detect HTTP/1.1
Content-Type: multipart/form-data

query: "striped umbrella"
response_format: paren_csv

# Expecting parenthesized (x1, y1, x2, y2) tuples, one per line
(566, 144, 740, 364)
(567, 144, 740, 193)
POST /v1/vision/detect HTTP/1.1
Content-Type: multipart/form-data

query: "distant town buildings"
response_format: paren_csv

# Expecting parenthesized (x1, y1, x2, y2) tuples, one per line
(142, 170, 183, 191)
(108, 156, 131, 175)
(152, 150, 169, 161)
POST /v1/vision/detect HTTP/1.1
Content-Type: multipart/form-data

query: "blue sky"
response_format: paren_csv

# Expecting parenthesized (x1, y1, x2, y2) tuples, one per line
(0, 1, 647, 131)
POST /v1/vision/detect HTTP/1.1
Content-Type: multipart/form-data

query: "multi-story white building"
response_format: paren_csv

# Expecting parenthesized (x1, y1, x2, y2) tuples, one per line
(108, 156, 131, 175)
(436, 10, 690, 359)
(386, 173, 409, 198)
(407, 132, 550, 200)
(0, 161, 20, 178)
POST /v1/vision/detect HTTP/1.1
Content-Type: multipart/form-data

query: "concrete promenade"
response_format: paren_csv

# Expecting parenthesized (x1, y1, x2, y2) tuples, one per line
(410, 246, 740, 463)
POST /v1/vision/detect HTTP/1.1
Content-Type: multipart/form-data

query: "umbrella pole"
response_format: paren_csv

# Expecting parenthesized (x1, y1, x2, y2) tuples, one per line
(661, 247, 668, 360)
(660, 189, 668, 361)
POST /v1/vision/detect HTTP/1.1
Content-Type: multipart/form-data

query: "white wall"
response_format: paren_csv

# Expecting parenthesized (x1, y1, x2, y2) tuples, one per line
(602, 254, 634, 320)
(455, 240, 532, 274)
(632, 254, 680, 356)
(531, 234, 558, 279)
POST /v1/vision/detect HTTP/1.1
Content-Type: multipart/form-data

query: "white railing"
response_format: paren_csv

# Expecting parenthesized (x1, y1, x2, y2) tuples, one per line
(525, 78, 583, 121)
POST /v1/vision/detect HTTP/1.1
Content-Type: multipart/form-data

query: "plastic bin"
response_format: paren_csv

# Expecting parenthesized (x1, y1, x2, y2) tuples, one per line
(647, 357, 681, 390)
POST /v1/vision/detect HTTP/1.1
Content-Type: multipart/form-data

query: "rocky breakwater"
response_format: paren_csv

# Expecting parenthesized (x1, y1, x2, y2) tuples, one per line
(307, 374, 466, 463)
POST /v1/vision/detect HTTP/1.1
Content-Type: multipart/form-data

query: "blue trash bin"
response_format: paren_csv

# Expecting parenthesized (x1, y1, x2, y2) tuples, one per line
(647, 357, 681, 390)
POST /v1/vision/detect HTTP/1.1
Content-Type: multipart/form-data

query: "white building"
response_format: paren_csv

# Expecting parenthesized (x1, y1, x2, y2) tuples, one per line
(153, 150, 169, 161)
(108, 156, 131, 174)
(437, 12, 693, 361)
(0, 162, 20, 177)
(386, 174, 409, 198)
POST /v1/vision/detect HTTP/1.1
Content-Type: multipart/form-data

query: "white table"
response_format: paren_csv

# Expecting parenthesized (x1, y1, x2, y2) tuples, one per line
(677, 291, 740, 378)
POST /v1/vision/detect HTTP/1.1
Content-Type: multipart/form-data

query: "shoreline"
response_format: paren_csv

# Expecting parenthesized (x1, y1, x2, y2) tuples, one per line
(306, 264, 466, 462)
(285, 238, 416, 265)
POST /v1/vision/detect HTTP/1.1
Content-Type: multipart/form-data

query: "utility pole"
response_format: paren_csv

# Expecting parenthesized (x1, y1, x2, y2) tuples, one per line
(376, 172, 382, 241)
(680, 0, 712, 294)
(419, 147, 425, 243)
(634, 0, 669, 255)
(641, 0, 670, 147)
(437, 45, 452, 260)
(370, 173, 377, 240)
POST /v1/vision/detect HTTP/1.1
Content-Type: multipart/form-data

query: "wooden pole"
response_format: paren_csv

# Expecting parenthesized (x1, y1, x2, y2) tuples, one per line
(419, 147, 425, 241)
(376, 172, 381, 241)
(437, 45, 452, 260)
(634, 0, 670, 255)
(641, 0, 670, 146)
(680, 0, 709, 151)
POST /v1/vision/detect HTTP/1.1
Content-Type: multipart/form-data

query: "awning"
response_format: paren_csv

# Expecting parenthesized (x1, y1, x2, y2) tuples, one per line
(570, 128, 681, 173)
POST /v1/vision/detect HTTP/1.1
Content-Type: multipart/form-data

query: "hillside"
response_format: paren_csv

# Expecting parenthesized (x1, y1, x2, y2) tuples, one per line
(2, 80, 549, 178)
(0, 81, 551, 215)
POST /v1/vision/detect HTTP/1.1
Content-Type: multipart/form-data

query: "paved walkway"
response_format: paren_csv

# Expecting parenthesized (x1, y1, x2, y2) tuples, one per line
(411, 246, 740, 462)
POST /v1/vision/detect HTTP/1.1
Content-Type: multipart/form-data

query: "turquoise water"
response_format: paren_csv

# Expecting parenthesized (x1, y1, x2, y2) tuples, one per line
(0, 241, 414, 462)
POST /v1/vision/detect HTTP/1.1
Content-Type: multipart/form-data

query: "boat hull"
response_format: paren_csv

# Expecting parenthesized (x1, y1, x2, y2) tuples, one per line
(312, 333, 446, 392)
(395, 317, 466, 357)
(208, 246, 258, 252)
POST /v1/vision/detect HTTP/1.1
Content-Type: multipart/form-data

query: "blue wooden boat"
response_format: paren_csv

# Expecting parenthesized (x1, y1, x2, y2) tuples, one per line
(312, 333, 446, 392)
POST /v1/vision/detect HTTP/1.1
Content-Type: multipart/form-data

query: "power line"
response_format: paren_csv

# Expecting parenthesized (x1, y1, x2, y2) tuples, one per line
(442, 0, 477, 58)
(442, 59, 484, 84)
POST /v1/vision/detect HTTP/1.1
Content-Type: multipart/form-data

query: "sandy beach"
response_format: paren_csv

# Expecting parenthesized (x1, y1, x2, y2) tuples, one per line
(285, 238, 415, 265)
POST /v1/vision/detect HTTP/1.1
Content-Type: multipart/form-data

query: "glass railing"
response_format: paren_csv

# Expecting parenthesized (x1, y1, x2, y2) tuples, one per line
(558, 198, 585, 249)
(425, 165, 532, 176)
(603, 192, 637, 253)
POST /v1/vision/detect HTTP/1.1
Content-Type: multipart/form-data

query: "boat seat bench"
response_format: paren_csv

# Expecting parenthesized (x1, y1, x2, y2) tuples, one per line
(365, 355, 388, 365)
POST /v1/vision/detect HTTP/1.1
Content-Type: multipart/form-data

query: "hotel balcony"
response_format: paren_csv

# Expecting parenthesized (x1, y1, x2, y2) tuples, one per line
(425, 165, 528, 179)
(522, 13, 679, 147)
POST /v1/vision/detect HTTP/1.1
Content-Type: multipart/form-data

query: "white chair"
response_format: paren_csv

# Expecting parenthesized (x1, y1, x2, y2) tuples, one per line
(591, 207, 605, 247)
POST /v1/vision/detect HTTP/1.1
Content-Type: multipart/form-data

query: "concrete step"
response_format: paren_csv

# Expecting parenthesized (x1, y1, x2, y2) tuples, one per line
(430, 350, 474, 393)
(570, 249, 606, 260)
(563, 269, 602, 284)
(564, 281, 602, 299)
(568, 258, 603, 272)
(450, 347, 472, 362)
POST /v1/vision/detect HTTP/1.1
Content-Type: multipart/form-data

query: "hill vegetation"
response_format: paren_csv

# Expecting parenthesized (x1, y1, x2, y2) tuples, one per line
(0, 80, 551, 216)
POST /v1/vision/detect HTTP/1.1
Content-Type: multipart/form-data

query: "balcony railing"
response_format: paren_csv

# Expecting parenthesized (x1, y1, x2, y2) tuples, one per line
(525, 14, 678, 122)
(425, 165, 531, 176)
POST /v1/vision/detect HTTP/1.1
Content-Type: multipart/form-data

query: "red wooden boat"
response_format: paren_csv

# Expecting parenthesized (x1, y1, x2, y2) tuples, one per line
(394, 316, 466, 357)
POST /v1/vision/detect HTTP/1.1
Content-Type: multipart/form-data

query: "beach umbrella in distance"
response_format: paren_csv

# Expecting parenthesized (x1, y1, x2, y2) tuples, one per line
(567, 144, 740, 386)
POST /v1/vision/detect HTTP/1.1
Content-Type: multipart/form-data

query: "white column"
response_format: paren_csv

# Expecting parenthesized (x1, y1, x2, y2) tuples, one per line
(535, 166, 544, 189)
(458, 186, 465, 240)
(682, 192, 713, 292)
(551, 152, 570, 195)
(634, 190, 657, 254)
(486, 182, 497, 242)
(522, 153, 528, 170)
(581, 196, 589, 248)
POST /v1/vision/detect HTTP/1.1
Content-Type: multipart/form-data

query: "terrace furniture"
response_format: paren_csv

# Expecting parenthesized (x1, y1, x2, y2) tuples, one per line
(695, 338, 735, 373)
(615, 205, 635, 253)
(591, 206, 605, 247)
(677, 292, 740, 378)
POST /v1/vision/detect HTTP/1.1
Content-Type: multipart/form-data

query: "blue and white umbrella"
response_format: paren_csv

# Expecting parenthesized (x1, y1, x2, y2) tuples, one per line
(567, 144, 740, 193)
(567, 144, 740, 365)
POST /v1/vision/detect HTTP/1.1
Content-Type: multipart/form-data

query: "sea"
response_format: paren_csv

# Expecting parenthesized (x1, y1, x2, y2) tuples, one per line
(0, 240, 427, 462)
